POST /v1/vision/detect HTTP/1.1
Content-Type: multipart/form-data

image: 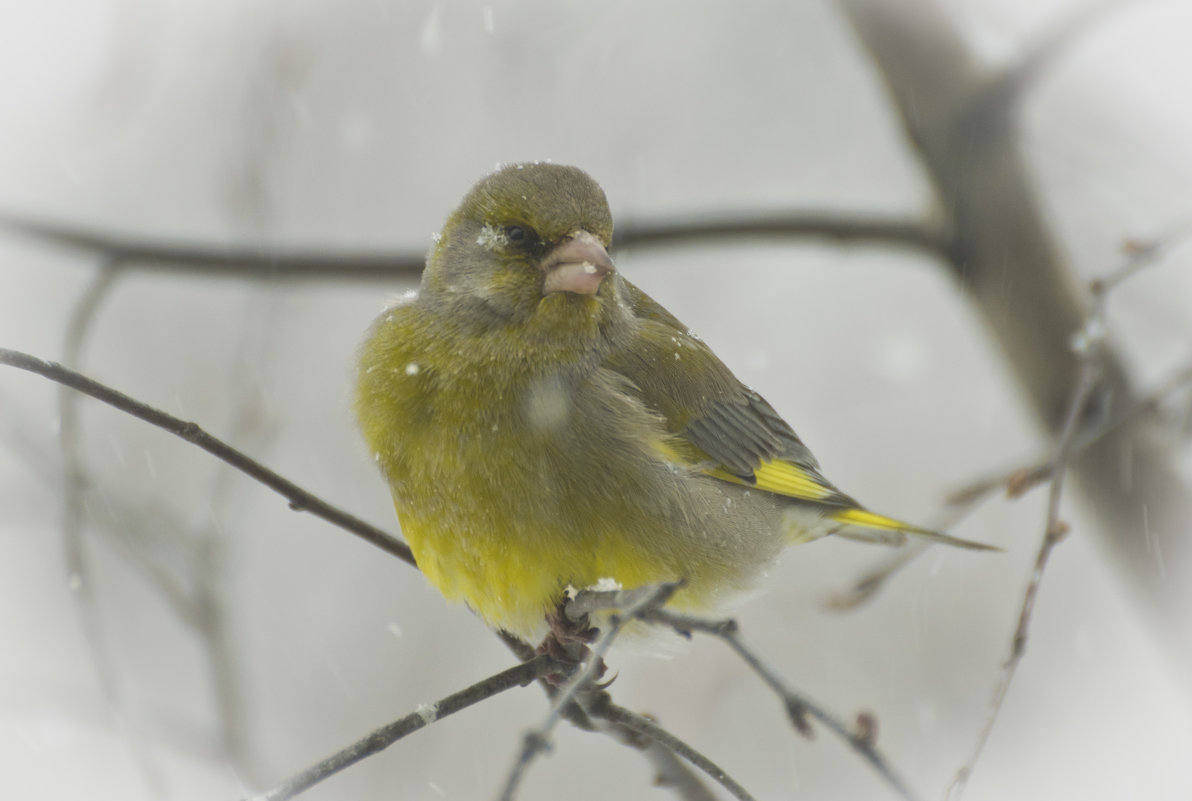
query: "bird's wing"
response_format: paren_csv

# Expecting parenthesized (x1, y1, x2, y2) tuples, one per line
(607, 280, 997, 551)
(608, 280, 854, 507)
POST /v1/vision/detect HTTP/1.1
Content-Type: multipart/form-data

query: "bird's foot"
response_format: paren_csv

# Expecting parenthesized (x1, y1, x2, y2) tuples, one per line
(536, 601, 604, 686)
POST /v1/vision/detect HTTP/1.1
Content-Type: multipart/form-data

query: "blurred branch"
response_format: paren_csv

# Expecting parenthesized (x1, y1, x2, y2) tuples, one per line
(0, 208, 946, 281)
(960, 0, 1131, 125)
(250, 655, 563, 801)
(944, 227, 1192, 797)
(837, 0, 1191, 640)
(53, 260, 171, 795)
(0, 348, 415, 567)
(835, 2, 1192, 795)
(856, 351, 1192, 609)
(828, 235, 1192, 610)
(615, 212, 945, 256)
(0, 212, 425, 279)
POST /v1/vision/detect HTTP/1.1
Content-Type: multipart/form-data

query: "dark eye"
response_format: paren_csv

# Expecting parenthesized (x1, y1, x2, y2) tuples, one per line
(505, 225, 529, 245)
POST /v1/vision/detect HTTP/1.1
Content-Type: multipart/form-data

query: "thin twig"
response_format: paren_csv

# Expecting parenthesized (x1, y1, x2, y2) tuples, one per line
(954, 359, 1192, 507)
(946, 304, 1107, 800)
(829, 222, 1192, 609)
(496, 583, 680, 801)
(595, 702, 757, 801)
(560, 585, 755, 801)
(641, 609, 921, 801)
(594, 713, 721, 801)
(827, 352, 1192, 609)
(0, 347, 415, 567)
(249, 655, 562, 801)
(492, 630, 720, 801)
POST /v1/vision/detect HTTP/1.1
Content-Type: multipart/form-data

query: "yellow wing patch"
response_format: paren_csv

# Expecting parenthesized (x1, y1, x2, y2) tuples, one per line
(707, 458, 836, 502)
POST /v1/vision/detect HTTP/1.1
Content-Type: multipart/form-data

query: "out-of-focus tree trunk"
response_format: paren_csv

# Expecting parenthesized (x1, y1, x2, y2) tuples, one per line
(837, 0, 1190, 649)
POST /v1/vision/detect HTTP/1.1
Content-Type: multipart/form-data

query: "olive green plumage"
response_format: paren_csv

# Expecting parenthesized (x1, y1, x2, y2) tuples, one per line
(354, 162, 992, 643)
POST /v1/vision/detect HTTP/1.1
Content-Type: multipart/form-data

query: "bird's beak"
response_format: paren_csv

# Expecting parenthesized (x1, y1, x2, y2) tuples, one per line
(541, 230, 614, 295)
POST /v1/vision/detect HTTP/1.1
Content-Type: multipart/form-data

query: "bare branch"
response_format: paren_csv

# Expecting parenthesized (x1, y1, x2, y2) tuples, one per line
(615, 212, 946, 257)
(961, 0, 1132, 127)
(642, 609, 921, 801)
(827, 354, 1192, 609)
(0, 208, 946, 282)
(1, 348, 732, 800)
(838, 0, 1192, 631)
(946, 314, 1103, 800)
(944, 225, 1183, 795)
(594, 702, 757, 801)
(0, 348, 415, 567)
(249, 655, 562, 801)
(501, 616, 724, 801)
(827, 223, 1192, 609)
(0, 211, 426, 279)
(496, 583, 681, 801)
(591, 712, 721, 801)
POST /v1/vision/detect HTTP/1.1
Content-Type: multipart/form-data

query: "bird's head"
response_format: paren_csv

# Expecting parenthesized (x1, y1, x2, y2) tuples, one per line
(423, 163, 619, 328)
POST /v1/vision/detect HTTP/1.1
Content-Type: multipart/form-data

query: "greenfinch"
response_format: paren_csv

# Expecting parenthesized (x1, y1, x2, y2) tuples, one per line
(355, 162, 992, 644)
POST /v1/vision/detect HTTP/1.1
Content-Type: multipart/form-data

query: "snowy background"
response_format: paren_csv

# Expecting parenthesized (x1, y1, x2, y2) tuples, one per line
(1, 1, 1190, 799)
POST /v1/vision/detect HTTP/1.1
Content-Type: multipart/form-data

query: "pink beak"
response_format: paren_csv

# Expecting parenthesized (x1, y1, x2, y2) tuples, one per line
(541, 230, 614, 295)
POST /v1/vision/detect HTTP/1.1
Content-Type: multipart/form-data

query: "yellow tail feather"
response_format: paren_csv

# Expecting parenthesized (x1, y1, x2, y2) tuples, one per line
(830, 508, 998, 551)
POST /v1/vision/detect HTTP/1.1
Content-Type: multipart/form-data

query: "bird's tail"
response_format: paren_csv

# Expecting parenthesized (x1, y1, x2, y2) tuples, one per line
(829, 508, 999, 551)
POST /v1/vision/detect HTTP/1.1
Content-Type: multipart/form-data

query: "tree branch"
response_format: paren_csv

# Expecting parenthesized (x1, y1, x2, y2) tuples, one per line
(249, 655, 562, 801)
(0, 348, 415, 567)
(837, 0, 1191, 638)
(0, 211, 426, 279)
(642, 609, 921, 801)
(947, 287, 1106, 800)
(595, 702, 756, 801)
(496, 584, 687, 801)
(0, 208, 947, 282)
(615, 212, 946, 256)
(825, 226, 1192, 609)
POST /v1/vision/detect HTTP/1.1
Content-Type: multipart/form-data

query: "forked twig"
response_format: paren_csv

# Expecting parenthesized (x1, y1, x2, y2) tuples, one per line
(828, 224, 1192, 610)
(945, 334, 1100, 800)
(641, 609, 921, 801)
(946, 256, 1134, 798)
(496, 584, 686, 801)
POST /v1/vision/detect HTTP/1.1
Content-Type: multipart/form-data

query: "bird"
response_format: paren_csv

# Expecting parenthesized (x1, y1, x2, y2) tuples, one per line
(354, 162, 993, 645)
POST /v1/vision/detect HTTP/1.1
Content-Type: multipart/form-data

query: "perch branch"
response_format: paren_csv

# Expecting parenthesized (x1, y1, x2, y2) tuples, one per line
(250, 655, 562, 801)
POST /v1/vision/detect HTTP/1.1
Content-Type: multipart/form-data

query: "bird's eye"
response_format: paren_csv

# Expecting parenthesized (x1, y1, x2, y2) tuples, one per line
(505, 225, 529, 245)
